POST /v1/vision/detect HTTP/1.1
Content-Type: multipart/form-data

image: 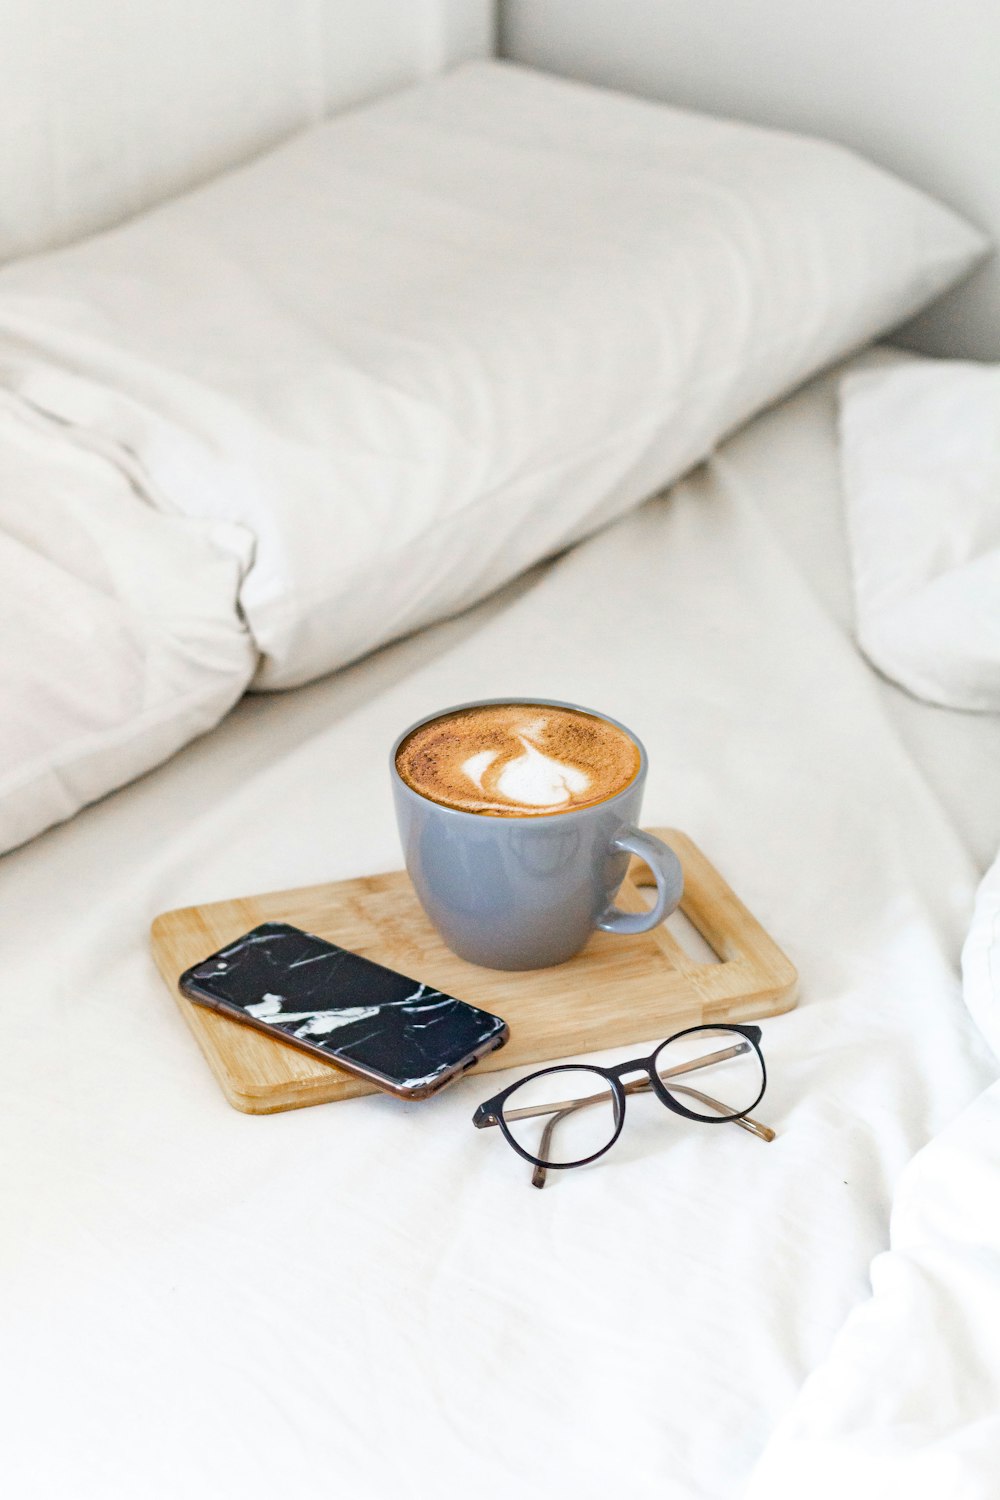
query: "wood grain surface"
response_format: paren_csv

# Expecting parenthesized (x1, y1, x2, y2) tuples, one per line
(150, 829, 797, 1113)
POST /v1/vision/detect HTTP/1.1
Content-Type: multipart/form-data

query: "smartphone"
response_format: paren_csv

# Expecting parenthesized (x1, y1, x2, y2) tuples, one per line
(179, 922, 509, 1100)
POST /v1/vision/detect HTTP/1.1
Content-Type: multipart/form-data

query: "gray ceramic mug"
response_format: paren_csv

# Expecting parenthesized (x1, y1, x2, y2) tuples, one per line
(390, 698, 684, 970)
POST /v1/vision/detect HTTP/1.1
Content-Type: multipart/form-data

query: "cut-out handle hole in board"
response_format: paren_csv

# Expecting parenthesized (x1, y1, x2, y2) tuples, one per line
(629, 861, 722, 963)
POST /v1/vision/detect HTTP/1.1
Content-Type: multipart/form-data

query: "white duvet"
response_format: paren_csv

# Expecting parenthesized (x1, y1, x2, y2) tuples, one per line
(0, 396, 255, 854)
(2, 352, 998, 1500)
(748, 867, 1000, 1499)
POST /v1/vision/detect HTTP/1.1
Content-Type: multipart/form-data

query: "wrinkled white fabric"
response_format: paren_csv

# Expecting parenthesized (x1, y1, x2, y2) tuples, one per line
(964, 851, 1000, 1058)
(0, 396, 255, 855)
(746, 1083, 1000, 1500)
(840, 359, 1000, 710)
(0, 62, 984, 690)
(747, 854, 1000, 1500)
(2, 354, 997, 1500)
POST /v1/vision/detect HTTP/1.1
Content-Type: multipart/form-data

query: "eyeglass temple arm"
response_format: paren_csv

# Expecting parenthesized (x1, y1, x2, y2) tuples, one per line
(528, 1052, 775, 1189)
(666, 1082, 775, 1141)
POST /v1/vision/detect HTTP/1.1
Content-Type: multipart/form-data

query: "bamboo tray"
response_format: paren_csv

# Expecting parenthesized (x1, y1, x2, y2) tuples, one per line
(150, 828, 797, 1114)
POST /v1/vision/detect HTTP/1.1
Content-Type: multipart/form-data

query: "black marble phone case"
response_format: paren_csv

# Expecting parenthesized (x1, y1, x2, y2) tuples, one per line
(179, 922, 508, 1098)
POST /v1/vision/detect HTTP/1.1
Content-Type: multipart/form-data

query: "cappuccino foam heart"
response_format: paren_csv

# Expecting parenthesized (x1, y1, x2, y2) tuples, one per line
(395, 704, 641, 816)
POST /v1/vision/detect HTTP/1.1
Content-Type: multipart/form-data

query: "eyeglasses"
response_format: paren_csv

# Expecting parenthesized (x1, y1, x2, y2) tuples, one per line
(472, 1024, 773, 1188)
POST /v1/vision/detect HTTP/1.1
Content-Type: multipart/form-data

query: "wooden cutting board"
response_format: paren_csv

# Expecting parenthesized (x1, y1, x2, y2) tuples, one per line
(150, 828, 797, 1113)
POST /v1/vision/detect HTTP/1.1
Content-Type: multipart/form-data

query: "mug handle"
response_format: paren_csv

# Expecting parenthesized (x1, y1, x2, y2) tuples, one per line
(597, 827, 684, 936)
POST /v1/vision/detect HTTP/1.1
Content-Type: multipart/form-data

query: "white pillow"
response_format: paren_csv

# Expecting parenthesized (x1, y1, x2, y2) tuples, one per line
(0, 61, 986, 689)
(0, 399, 256, 854)
(840, 359, 1000, 711)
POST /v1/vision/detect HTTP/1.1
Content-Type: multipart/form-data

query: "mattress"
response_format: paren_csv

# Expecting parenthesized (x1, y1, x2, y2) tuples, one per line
(2, 346, 998, 1500)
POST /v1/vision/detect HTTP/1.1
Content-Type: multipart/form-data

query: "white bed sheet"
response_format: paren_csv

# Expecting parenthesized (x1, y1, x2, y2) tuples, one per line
(2, 347, 998, 1500)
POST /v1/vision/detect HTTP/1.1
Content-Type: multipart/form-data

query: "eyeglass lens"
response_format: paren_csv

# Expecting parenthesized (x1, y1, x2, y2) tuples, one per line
(653, 1028, 764, 1119)
(500, 1067, 619, 1166)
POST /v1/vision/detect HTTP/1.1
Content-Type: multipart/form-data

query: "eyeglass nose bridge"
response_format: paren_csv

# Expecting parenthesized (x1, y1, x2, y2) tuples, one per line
(607, 1057, 656, 1081)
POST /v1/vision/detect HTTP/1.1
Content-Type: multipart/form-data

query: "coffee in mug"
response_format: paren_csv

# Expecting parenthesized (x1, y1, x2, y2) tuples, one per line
(394, 702, 641, 817)
(391, 699, 683, 970)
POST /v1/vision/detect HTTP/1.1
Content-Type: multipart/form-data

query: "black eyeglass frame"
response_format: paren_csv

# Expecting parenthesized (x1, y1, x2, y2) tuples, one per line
(472, 1023, 767, 1173)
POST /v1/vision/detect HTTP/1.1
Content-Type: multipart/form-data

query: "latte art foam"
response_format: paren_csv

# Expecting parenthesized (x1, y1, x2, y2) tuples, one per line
(395, 704, 641, 817)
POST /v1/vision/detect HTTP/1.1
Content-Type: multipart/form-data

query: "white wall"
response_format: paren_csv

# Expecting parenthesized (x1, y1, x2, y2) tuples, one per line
(500, 0, 1000, 360)
(0, 0, 495, 264)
